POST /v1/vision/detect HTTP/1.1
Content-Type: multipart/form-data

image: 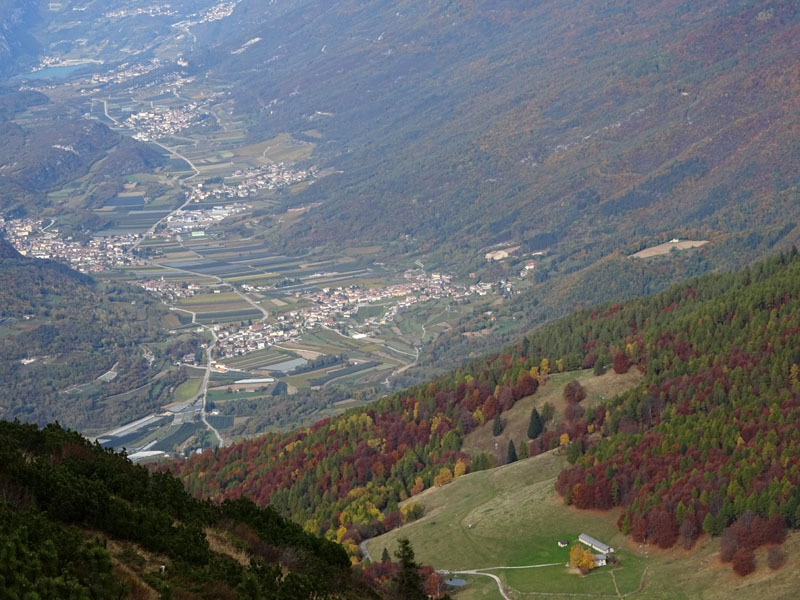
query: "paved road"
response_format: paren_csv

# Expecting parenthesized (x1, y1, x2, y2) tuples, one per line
(190, 324, 223, 447)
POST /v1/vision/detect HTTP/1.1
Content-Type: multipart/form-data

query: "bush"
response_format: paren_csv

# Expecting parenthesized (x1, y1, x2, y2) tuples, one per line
(732, 549, 755, 576)
(767, 545, 786, 570)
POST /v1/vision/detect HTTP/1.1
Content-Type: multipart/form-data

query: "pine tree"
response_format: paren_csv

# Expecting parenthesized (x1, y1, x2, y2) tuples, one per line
(527, 407, 543, 439)
(381, 547, 391, 563)
(492, 413, 504, 436)
(393, 538, 426, 600)
(507, 440, 518, 463)
(518, 440, 529, 459)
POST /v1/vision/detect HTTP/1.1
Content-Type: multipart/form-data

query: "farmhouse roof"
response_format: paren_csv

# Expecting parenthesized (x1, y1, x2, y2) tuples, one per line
(578, 533, 613, 554)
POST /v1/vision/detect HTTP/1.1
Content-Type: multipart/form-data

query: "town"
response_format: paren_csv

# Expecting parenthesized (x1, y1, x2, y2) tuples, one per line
(128, 103, 211, 141)
(0, 217, 145, 272)
(209, 270, 499, 366)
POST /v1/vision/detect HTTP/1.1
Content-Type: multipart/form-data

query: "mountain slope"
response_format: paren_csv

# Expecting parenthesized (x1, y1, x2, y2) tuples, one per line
(0, 0, 38, 77)
(195, 0, 799, 265)
(0, 235, 170, 432)
(0, 419, 378, 599)
(172, 249, 800, 572)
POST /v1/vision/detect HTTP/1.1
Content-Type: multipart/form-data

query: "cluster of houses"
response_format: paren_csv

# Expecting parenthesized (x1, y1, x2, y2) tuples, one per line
(0, 217, 144, 272)
(139, 278, 201, 302)
(212, 322, 300, 359)
(77, 58, 165, 90)
(186, 163, 313, 204)
(129, 103, 208, 142)
(106, 4, 176, 18)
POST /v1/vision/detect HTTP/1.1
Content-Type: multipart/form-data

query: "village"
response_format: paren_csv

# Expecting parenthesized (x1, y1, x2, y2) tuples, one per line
(0, 217, 145, 272)
(186, 162, 314, 204)
(210, 270, 500, 365)
(128, 103, 210, 141)
(138, 278, 202, 302)
(106, 4, 176, 19)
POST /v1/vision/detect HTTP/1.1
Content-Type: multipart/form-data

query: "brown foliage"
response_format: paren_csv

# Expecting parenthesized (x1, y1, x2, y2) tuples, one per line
(482, 395, 499, 420)
(564, 402, 585, 423)
(647, 508, 678, 549)
(732, 549, 755, 576)
(678, 516, 699, 549)
(563, 380, 587, 404)
(720, 527, 738, 562)
(613, 351, 630, 374)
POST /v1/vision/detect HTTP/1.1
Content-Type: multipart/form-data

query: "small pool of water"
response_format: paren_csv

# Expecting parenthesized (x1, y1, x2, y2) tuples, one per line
(445, 578, 468, 587)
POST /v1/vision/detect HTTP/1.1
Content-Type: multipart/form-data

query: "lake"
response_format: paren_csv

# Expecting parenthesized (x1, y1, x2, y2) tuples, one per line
(16, 63, 90, 80)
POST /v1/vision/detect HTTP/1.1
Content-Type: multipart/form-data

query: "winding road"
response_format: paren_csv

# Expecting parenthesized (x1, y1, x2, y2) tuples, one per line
(439, 563, 562, 600)
(196, 326, 223, 447)
(170, 307, 224, 447)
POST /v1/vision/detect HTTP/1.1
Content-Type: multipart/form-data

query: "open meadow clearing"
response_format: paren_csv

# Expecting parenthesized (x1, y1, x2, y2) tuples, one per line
(462, 369, 642, 460)
(366, 448, 800, 599)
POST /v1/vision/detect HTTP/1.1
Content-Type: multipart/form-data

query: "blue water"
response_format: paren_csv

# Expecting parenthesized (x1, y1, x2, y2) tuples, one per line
(445, 578, 468, 587)
(17, 63, 89, 80)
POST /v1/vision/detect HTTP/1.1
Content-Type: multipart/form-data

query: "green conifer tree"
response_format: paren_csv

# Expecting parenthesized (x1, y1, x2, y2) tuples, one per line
(507, 440, 518, 463)
(393, 538, 426, 600)
(518, 440, 529, 459)
(492, 413, 504, 436)
(527, 407, 543, 439)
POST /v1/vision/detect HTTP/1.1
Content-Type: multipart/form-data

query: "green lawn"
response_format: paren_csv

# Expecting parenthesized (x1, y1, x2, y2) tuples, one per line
(173, 378, 202, 402)
(366, 452, 644, 596)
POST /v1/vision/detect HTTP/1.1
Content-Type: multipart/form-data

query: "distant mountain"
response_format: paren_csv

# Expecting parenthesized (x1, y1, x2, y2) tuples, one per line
(192, 0, 798, 266)
(0, 0, 38, 76)
(0, 419, 380, 599)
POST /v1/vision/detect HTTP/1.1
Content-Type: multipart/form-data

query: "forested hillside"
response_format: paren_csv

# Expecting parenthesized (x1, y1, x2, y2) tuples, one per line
(552, 250, 800, 572)
(0, 0, 38, 76)
(172, 250, 800, 569)
(0, 420, 382, 599)
(194, 0, 799, 269)
(0, 100, 167, 217)
(0, 236, 171, 432)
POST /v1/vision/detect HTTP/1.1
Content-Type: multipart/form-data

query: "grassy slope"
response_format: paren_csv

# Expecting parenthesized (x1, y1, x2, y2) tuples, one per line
(367, 370, 800, 599)
(367, 448, 800, 599)
(462, 369, 643, 461)
(173, 377, 202, 402)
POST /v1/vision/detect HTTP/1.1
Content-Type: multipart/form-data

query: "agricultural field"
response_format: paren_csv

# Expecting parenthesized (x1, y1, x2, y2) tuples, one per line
(175, 292, 262, 323)
(223, 348, 298, 371)
(172, 377, 202, 403)
(631, 240, 709, 259)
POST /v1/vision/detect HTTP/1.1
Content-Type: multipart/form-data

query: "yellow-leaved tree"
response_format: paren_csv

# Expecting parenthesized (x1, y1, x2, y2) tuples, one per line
(433, 467, 453, 487)
(569, 545, 595, 573)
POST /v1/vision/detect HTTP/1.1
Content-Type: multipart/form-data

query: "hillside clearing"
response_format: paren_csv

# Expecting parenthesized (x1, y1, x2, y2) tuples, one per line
(462, 369, 642, 461)
(365, 451, 800, 600)
(631, 240, 709, 258)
